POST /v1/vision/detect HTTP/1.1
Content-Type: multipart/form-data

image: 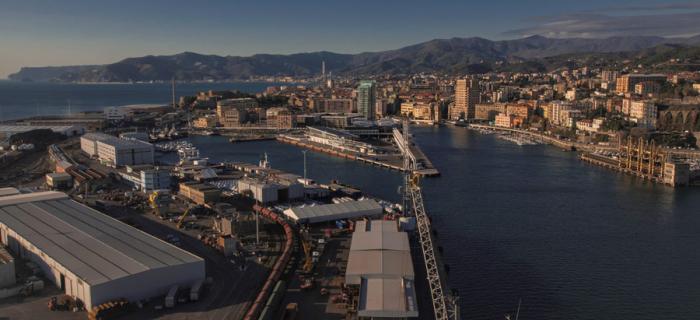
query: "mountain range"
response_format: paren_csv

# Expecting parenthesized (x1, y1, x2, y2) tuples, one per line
(9, 35, 700, 82)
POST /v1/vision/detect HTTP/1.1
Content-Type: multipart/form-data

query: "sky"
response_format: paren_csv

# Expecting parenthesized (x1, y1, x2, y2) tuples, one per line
(1, 0, 700, 78)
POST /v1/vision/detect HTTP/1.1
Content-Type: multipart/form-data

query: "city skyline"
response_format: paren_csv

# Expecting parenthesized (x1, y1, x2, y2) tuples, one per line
(2, 0, 700, 78)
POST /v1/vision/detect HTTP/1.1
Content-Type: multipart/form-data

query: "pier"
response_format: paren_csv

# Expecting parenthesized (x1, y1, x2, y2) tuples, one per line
(579, 152, 664, 183)
(277, 132, 440, 177)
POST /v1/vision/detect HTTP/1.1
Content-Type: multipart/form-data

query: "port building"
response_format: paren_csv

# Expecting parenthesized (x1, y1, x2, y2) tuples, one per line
(81, 132, 154, 166)
(0, 191, 205, 309)
(0, 125, 85, 140)
(282, 199, 383, 224)
(345, 219, 418, 319)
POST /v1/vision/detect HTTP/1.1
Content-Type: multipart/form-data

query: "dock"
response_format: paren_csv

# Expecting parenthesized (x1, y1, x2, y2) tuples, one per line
(276, 135, 439, 177)
(579, 152, 664, 183)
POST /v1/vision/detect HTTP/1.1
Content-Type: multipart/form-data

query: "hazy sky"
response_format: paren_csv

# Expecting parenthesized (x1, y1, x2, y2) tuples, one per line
(2, 0, 700, 78)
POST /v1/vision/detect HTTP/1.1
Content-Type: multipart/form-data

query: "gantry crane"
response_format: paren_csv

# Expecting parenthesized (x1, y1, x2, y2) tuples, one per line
(400, 119, 459, 320)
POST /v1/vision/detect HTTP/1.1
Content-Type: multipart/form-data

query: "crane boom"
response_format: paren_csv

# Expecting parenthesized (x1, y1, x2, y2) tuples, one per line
(401, 119, 458, 320)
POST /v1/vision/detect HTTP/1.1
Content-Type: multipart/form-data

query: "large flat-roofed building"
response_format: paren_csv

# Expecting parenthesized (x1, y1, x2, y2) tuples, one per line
(0, 191, 205, 309)
(179, 182, 221, 205)
(283, 199, 383, 224)
(345, 219, 418, 319)
(81, 133, 154, 166)
(0, 125, 85, 140)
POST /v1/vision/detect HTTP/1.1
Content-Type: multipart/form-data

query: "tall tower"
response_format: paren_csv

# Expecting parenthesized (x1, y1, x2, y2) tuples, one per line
(321, 61, 326, 86)
(452, 78, 480, 120)
(357, 80, 377, 121)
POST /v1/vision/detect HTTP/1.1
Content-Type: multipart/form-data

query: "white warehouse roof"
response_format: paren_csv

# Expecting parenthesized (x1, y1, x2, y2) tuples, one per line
(283, 199, 383, 224)
(345, 250, 414, 285)
(354, 220, 399, 233)
(350, 231, 410, 252)
(0, 192, 203, 286)
(358, 278, 418, 318)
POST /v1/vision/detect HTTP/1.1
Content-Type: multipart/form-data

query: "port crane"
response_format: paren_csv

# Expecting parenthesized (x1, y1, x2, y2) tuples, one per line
(400, 119, 459, 320)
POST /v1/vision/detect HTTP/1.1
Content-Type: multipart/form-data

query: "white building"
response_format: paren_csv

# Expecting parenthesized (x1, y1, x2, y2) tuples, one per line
(237, 178, 279, 204)
(81, 133, 154, 166)
(283, 199, 383, 224)
(121, 165, 171, 191)
(565, 89, 580, 101)
(0, 191, 204, 309)
(576, 118, 605, 133)
(345, 220, 418, 318)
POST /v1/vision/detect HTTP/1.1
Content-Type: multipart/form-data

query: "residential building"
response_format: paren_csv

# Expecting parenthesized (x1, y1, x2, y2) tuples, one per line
(319, 98, 354, 113)
(634, 81, 661, 96)
(505, 103, 530, 119)
(216, 98, 257, 127)
(565, 89, 580, 101)
(601, 70, 620, 83)
(548, 101, 573, 126)
(357, 80, 377, 120)
(475, 103, 506, 121)
(629, 100, 657, 129)
(400, 101, 435, 120)
(495, 113, 516, 128)
(616, 74, 666, 93)
(452, 78, 480, 120)
(576, 118, 605, 133)
(193, 116, 217, 128)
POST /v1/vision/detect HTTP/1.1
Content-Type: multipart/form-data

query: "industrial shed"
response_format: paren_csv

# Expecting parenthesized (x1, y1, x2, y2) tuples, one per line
(358, 277, 418, 318)
(354, 220, 399, 233)
(349, 230, 410, 252)
(345, 250, 414, 285)
(345, 219, 418, 319)
(0, 191, 205, 309)
(283, 199, 383, 224)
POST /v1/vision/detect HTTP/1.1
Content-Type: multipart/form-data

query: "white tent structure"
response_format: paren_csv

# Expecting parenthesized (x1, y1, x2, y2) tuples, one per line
(283, 199, 382, 224)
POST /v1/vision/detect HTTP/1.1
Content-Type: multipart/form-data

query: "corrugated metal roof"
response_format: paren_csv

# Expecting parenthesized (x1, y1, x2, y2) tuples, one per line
(284, 199, 382, 223)
(350, 231, 410, 252)
(0, 188, 20, 197)
(358, 278, 418, 318)
(345, 250, 414, 285)
(354, 220, 398, 233)
(0, 192, 203, 286)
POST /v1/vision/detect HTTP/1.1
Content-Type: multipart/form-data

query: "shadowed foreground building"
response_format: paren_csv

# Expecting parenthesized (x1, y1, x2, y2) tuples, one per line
(0, 190, 204, 309)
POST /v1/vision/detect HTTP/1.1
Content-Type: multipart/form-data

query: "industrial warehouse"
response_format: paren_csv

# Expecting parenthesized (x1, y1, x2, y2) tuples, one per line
(283, 198, 383, 224)
(80, 132, 154, 167)
(0, 190, 205, 310)
(345, 220, 418, 319)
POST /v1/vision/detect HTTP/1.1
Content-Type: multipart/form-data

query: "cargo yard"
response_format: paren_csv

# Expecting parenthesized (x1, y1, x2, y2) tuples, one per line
(0, 121, 448, 320)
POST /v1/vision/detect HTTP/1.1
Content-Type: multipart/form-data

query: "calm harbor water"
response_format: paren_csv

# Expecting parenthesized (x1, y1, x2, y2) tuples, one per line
(0, 80, 280, 120)
(7, 82, 700, 319)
